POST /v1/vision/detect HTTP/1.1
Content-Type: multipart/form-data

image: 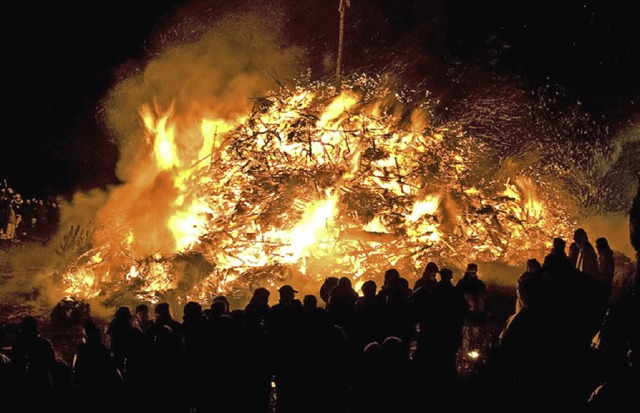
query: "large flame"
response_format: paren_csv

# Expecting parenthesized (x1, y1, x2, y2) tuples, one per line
(59, 75, 574, 307)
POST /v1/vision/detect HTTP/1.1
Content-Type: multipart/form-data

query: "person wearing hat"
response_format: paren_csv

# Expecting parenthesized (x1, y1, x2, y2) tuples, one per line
(455, 263, 487, 325)
(266, 286, 304, 413)
(267, 285, 303, 329)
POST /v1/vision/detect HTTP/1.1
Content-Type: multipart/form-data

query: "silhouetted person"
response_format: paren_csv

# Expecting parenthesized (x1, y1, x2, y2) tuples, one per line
(266, 285, 304, 413)
(300, 294, 347, 412)
(573, 228, 598, 277)
(327, 276, 359, 332)
(11, 315, 56, 408)
(106, 305, 153, 411)
(72, 318, 124, 412)
(413, 268, 468, 386)
(207, 296, 237, 411)
(354, 280, 384, 350)
(377, 268, 402, 303)
(498, 299, 558, 409)
(51, 359, 74, 411)
(595, 237, 615, 304)
(456, 263, 487, 325)
(134, 303, 153, 334)
(377, 336, 413, 412)
(350, 341, 384, 413)
(105, 306, 134, 373)
(236, 308, 273, 413)
(380, 272, 415, 357)
(515, 258, 544, 313)
(244, 287, 271, 322)
(502, 252, 602, 409)
(180, 301, 213, 411)
(543, 237, 573, 278)
(595, 184, 640, 388)
(413, 261, 439, 292)
(320, 276, 339, 307)
(587, 332, 640, 411)
(147, 302, 185, 413)
(541, 237, 577, 313)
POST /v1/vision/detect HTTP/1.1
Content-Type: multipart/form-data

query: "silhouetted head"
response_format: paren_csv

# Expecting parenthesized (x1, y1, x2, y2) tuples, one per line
(383, 268, 401, 288)
(574, 228, 589, 246)
(251, 287, 270, 303)
(82, 318, 102, 343)
(398, 277, 410, 294)
(526, 258, 541, 273)
(212, 296, 230, 314)
(114, 306, 133, 323)
(278, 285, 298, 302)
(424, 261, 439, 276)
(438, 268, 454, 281)
(154, 302, 172, 320)
(20, 316, 39, 337)
(183, 301, 203, 322)
(361, 280, 377, 297)
(135, 304, 150, 323)
(320, 277, 339, 304)
(363, 341, 383, 361)
(466, 263, 478, 274)
(382, 336, 405, 362)
(552, 237, 567, 253)
(303, 294, 318, 309)
(337, 276, 352, 289)
(210, 300, 229, 317)
(595, 237, 610, 252)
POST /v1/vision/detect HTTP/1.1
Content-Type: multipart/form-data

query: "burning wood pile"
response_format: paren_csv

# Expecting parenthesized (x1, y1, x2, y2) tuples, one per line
(56, 74, 573, 308)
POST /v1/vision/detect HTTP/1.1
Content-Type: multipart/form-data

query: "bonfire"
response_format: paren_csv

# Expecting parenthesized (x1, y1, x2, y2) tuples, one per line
(56, 73, 575, 309)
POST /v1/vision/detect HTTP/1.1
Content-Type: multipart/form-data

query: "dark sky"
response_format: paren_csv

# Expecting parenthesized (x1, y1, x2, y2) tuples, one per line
(3, 0, 639, 199)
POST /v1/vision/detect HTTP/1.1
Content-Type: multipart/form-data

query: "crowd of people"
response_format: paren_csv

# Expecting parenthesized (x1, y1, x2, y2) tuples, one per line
(0, 179, 638, 412)
(0, 181, 61, 246)
(0, 222, 638, 412)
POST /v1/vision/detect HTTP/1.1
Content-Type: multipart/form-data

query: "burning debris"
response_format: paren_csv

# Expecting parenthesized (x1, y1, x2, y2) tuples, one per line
(56, 74, 574, 308)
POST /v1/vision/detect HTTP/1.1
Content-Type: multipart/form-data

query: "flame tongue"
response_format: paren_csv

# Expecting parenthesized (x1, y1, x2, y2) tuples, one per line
(61, 75, 572, 306)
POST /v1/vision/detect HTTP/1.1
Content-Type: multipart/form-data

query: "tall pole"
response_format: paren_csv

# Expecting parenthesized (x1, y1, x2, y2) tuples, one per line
(336, 0, 350, 86)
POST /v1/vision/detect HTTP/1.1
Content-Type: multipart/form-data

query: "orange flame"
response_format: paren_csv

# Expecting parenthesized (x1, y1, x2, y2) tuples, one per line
(60, 76, 573, 305)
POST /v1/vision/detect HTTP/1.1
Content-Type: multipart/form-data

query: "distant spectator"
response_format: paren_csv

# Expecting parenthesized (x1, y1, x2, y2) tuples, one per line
(573, 228, 598, 277)
(413, 261, 439, 293)
(595, 237, 615, 303)
(456, 263, 487, 324)
(11, 316, 56, 405)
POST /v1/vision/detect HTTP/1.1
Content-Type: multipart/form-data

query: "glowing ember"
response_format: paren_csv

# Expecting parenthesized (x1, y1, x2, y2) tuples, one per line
(58, 74, 574, 307)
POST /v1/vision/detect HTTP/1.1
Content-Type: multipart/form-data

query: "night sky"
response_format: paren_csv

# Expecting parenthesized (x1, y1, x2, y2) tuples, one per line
(4, 0, 639, 200)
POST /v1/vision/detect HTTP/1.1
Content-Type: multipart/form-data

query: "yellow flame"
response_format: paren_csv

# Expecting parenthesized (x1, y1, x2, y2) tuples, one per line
(61, 76, 573, 303)
(265, 193, 339, 261)
(502, 179, 521, 201)
(407, 195, 440, 222)
(199, 118, 236, 160)
(363, 216, 387, 233)
(317, 91, 359, 129)
(168, 197, 214, 251)
(90, 252, 103, 264)
(140, 103, 181, 171)
(126, 265, 140, 280)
